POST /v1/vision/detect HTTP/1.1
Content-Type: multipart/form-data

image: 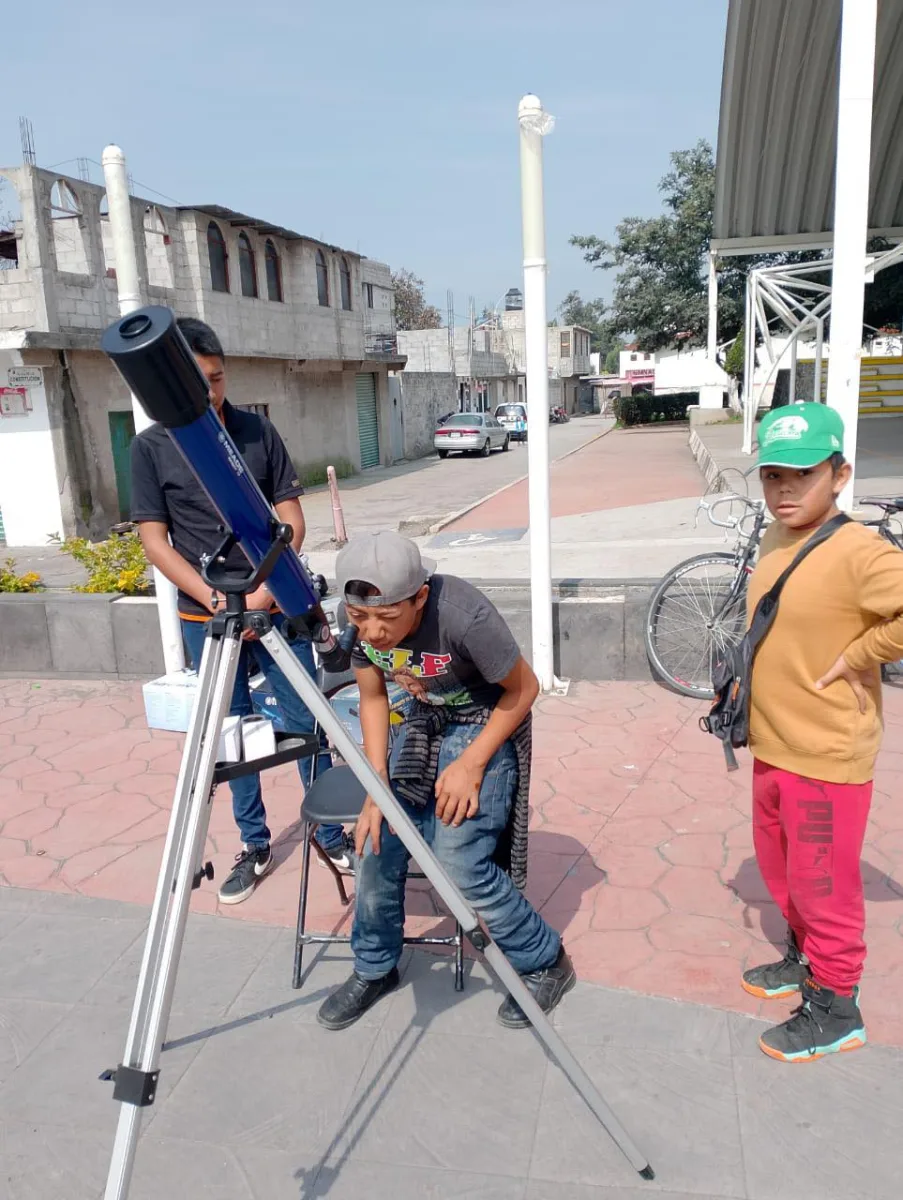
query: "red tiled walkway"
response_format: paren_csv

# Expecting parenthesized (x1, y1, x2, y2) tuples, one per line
(1, 677, 902, 1045)
(445, 425, 704, 531)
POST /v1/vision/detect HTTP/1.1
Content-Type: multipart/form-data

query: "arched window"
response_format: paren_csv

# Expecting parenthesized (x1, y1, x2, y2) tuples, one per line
(50, 179, 89, 274)
(0, 173, 22, 271)
(238, 232, 258, 298)
(340, 256, 352, 311)
(207, 221, 229, 292)
(143, 206, 173, 289)
(98, 193, 115, 275)
(316, 248, 330, 307)
(265, 239, 283, 302)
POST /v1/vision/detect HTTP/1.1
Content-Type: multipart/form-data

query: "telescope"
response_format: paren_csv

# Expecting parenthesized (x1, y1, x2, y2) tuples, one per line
(101, 305, 356, 671)
(98, 306, 652, 1198)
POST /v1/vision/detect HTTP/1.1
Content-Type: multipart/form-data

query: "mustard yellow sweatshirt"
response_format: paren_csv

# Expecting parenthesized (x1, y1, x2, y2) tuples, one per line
(747, 519, 903, 784)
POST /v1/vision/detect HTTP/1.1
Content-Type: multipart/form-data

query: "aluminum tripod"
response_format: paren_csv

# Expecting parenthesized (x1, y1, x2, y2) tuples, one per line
(102, 601, 654, 1199)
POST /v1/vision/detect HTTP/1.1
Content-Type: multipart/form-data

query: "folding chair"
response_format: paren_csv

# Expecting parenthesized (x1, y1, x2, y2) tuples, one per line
(291, 764, 465, 990)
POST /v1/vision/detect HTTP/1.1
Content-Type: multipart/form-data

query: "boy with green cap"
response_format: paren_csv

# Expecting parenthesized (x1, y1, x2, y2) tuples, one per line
(739, 401, 903, 1062)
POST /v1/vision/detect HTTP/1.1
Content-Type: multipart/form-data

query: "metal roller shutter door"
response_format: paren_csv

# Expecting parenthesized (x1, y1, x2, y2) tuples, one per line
(356, 373, 380, 469)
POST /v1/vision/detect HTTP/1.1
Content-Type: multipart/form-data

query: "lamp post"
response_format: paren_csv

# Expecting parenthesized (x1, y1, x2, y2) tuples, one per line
(518, 95, 557, 692)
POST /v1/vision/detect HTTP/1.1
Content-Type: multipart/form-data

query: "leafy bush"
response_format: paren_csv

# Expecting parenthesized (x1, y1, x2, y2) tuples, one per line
(294, 458, 355, 489)
(0, 558, 42, 593)
(52, 531, 150, 595)
(615, 391, 698, 427)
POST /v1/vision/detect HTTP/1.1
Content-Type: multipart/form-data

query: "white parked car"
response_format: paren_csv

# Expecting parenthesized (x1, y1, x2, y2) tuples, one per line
(494, 402, 528, 441)
(434, 412, 510, 458)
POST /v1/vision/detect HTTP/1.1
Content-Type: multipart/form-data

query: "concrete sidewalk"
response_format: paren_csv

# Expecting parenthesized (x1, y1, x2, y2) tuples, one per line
(1, 884, 901, 1200)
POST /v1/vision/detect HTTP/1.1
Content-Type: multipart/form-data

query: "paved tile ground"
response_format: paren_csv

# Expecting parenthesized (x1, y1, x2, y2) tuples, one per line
(1, 885, 901, 1200)
(1, 677, 901, 1049)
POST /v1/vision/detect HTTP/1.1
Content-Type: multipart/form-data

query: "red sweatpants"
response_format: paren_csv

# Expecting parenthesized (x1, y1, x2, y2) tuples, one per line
(752, 761, 872, 995)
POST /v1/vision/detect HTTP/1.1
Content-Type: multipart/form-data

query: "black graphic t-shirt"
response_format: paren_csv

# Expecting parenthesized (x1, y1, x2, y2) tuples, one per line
(351, 575, 521, 708)
(130, 400, 303, 617)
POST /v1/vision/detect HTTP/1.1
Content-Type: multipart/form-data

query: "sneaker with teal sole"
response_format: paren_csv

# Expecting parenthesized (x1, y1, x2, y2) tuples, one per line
(742, 930, 809, 1000)
(758, 977, 867, 1063)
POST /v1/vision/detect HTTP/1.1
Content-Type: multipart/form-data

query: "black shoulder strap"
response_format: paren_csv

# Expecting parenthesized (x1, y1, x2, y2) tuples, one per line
(746, 513, 852, 654)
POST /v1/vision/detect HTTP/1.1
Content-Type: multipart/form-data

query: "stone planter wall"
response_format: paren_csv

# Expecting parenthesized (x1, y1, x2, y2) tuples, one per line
(0, 584, 658, 683)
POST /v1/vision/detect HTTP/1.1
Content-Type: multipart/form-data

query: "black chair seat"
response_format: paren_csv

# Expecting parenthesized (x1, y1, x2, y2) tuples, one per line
(302, 765, 366, 825)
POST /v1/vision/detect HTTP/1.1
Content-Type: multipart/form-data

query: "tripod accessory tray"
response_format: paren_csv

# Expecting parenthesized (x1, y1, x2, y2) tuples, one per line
(212, 731, 319, 785)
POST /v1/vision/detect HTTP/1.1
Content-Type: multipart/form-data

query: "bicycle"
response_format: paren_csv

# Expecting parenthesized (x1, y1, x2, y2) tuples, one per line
(644, 492, 766, 699)
(645, 490, 903, 699)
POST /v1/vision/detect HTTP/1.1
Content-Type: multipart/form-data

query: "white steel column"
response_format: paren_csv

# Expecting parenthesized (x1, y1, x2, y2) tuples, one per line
(707, 251, 718, 361)
(825, 0, 877, 508)
(742, 275, 756, 454)
(518, 95, 556, 692)
(102, 145, 185, 673)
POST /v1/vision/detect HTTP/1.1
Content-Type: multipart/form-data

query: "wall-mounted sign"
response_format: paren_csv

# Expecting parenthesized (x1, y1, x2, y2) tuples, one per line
(7, 367, 43, 389)
(0, 387, 32, 417)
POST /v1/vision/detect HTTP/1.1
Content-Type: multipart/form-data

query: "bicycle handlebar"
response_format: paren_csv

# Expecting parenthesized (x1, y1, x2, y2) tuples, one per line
(696, 493, 766, 531)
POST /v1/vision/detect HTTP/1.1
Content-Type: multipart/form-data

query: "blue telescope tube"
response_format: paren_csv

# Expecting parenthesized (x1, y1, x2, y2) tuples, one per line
(100, 305, 321, 623)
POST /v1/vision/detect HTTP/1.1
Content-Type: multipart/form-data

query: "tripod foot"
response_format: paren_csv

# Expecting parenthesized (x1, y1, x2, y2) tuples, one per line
(639, 1165, 655, 1180)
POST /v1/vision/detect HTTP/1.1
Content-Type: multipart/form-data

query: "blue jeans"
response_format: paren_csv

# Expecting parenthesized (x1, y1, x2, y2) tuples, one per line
(351, 724, 560, 979)
(181, 615, 341, 851)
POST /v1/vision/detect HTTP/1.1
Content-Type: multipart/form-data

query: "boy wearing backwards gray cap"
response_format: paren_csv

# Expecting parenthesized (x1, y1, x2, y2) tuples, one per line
(317, 531, 573, 1030)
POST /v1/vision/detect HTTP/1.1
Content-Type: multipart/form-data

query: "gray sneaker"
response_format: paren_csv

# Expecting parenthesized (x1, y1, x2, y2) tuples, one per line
(742, 931, 809, 999)
(218, 845, 272, 905)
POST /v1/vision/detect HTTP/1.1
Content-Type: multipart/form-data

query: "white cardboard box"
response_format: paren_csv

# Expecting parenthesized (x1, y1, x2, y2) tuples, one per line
(142, 671, 242, 763)
(241, 715, 277, 761)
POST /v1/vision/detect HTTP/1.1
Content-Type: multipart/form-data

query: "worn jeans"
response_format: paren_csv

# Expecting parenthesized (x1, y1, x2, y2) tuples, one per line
(351, 723, 560, 979)
(181, 615, 340, 850)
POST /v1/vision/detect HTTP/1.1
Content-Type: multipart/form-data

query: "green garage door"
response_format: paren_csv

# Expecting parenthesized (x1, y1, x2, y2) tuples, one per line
(356, 373, 380, 469)
(109, 410, 137, 521)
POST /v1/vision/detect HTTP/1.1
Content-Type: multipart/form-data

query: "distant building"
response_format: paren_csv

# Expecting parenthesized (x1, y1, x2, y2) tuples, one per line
(500, 308, 592, 414)
(0, 163, 404, 546)
(397, 325, 522, 414)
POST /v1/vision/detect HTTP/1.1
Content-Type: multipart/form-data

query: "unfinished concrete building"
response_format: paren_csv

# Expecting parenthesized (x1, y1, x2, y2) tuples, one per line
(0, 163, 404, 546)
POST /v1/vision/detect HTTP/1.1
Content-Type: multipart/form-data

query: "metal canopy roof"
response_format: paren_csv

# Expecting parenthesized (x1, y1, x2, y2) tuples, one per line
(713, 0, 903, 254)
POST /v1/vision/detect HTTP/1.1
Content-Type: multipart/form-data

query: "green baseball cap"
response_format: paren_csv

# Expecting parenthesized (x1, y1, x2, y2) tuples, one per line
(757, 402, 845, 468)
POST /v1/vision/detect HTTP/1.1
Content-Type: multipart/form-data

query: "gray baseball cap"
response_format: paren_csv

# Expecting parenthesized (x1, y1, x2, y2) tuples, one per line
(336, 531, 437, 606)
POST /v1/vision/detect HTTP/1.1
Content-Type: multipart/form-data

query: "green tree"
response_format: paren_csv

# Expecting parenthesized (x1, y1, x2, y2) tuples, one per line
(572, 139, 903, 355)
(571, 141, 737, 352)
(391, 269, 443, 331)
(604, 345, 622, 374)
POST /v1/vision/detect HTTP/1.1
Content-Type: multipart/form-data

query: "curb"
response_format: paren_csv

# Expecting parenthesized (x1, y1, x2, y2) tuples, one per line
(427, 421, 616, 536)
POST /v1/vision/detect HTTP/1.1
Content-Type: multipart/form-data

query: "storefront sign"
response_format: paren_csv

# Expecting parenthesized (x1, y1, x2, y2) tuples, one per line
(7, 366, 43, 389)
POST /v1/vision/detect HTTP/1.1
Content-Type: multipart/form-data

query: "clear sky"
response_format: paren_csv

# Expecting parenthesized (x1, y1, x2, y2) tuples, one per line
(1, 0, 727, 323)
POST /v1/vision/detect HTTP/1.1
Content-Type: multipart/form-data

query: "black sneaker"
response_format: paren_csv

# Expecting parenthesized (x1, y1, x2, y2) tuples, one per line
(758, 977, 867, 1062)
(497, 946, 576, 1029)
(316, 830, 357, 875)
(742, 930, 810, 1000)
(316, 968, 400, 1031)
(217, 845, 272, 905)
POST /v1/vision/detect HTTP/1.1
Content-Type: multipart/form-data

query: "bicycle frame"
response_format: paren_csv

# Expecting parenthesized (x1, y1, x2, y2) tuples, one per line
(695, 494, 768, 624)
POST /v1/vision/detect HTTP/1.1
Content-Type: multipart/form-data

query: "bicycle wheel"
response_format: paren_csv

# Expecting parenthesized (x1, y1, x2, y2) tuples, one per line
(645, 553, 749, 700)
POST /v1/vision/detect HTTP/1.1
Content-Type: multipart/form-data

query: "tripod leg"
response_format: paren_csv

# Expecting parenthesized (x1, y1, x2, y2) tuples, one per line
(258, 628, 654, 1179)
(104, 629, 244, 1200)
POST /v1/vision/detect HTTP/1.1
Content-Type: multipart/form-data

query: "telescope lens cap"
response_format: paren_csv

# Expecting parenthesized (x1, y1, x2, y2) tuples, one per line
(120, 314, 153, 339)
